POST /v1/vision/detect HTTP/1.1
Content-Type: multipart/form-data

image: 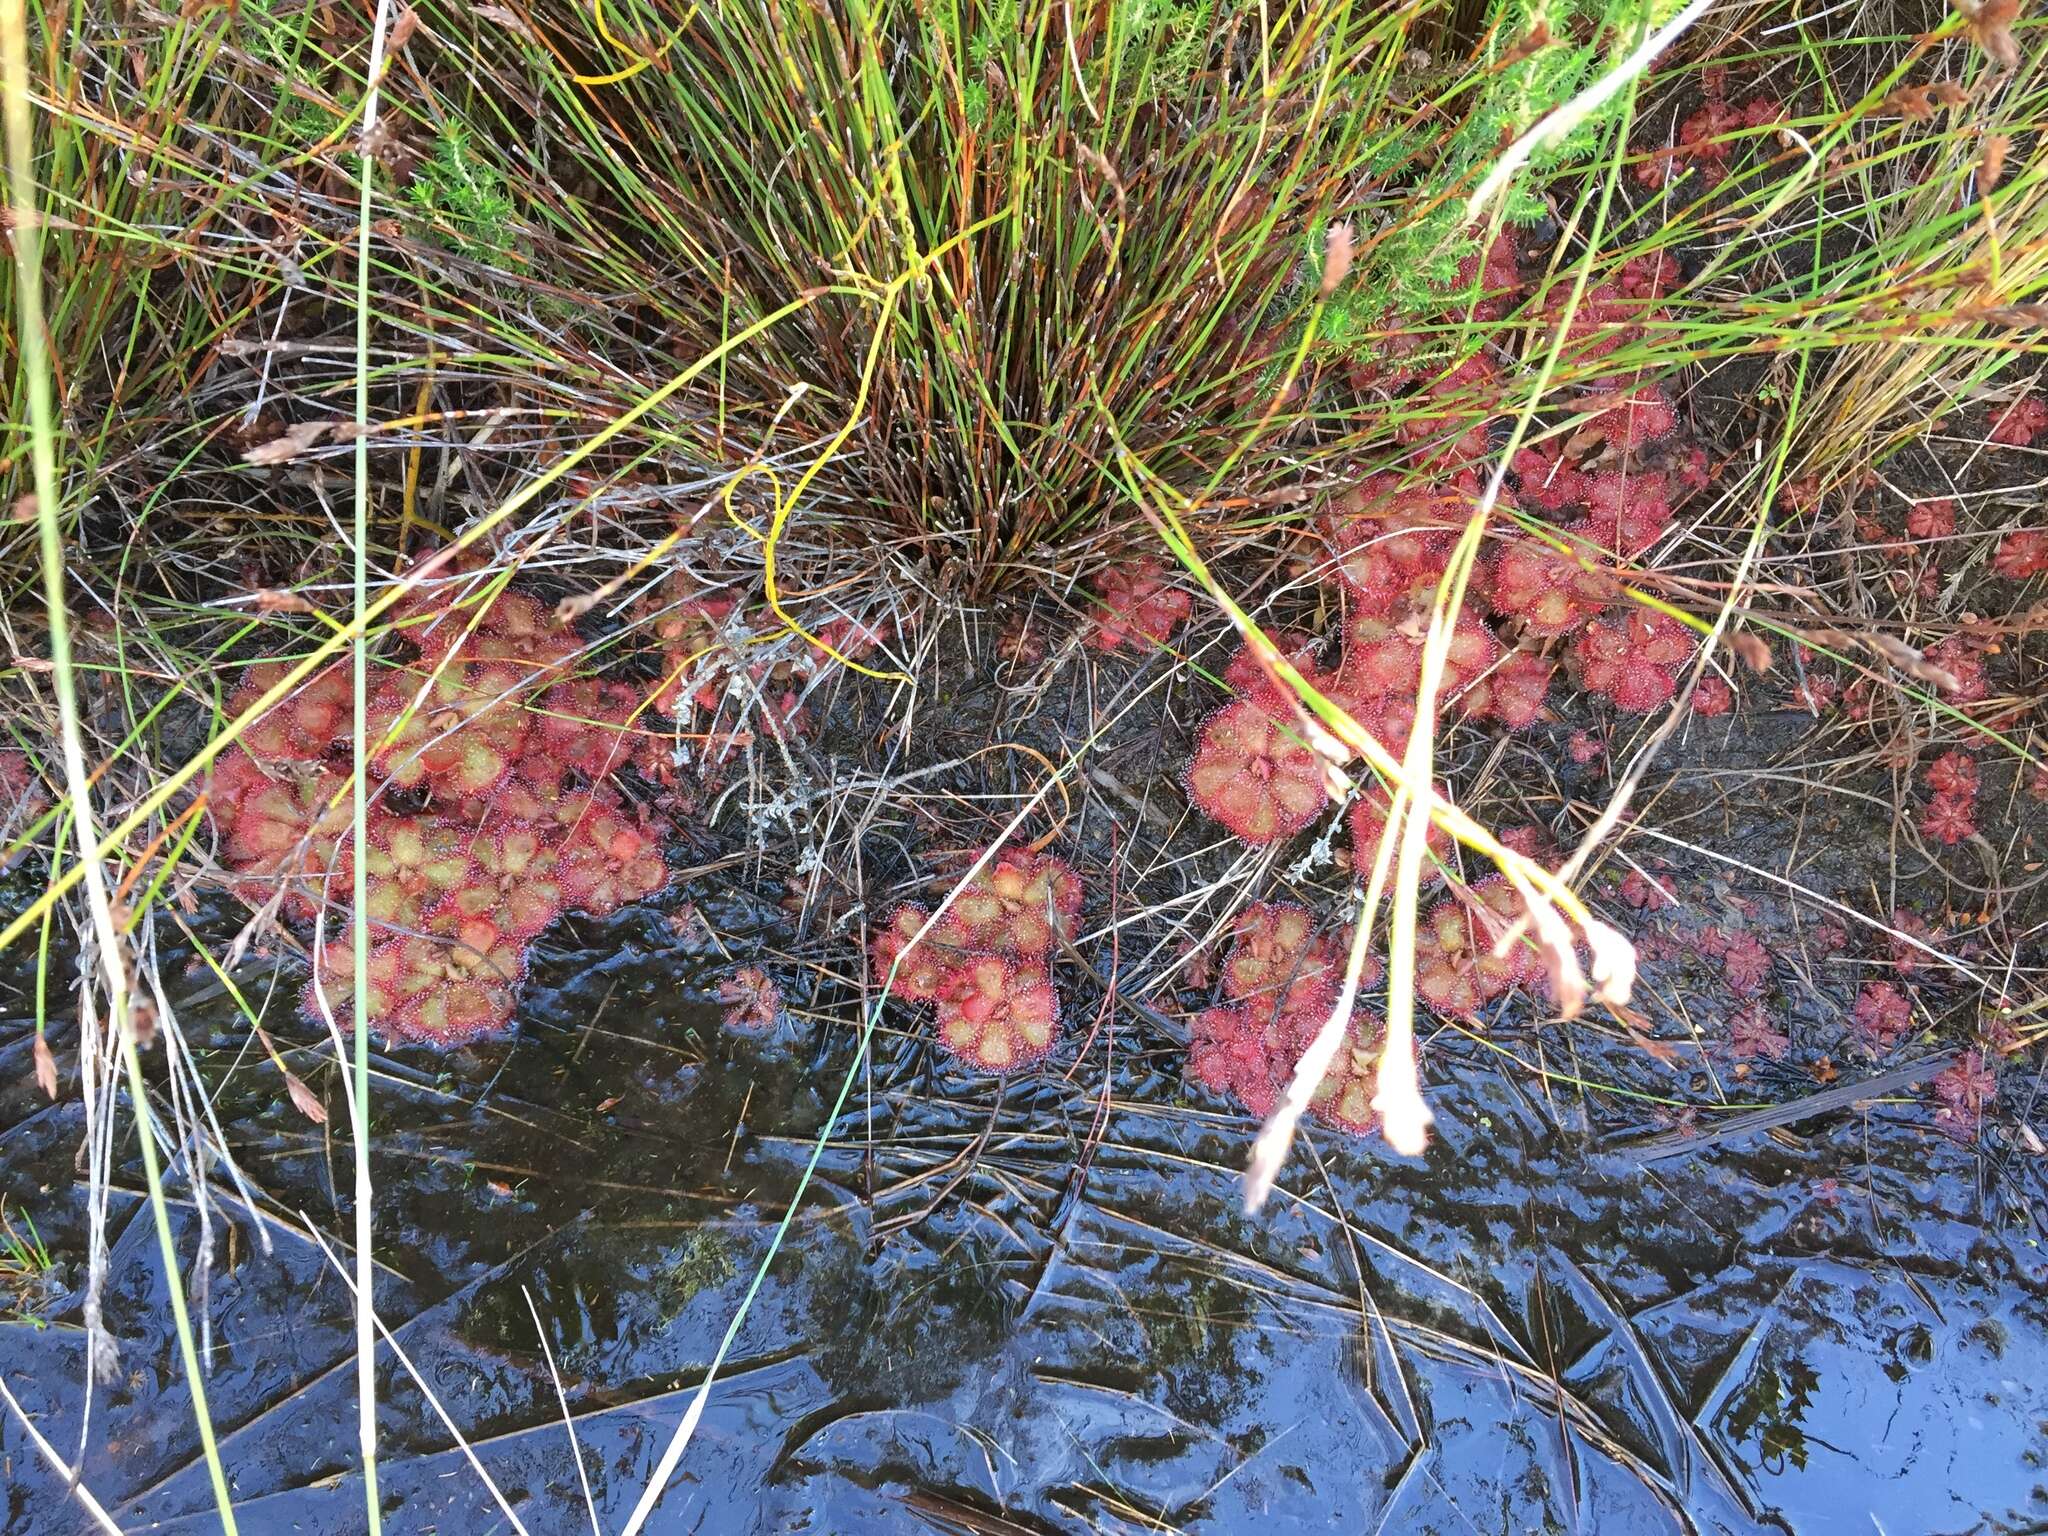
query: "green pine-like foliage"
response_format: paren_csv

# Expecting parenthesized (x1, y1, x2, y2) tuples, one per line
(1335, 0, 1679, 330)
(405, 124, 518, 259)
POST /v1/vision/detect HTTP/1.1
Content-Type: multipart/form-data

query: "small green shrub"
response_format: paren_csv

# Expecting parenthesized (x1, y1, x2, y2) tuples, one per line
(405, 123, 518, 259)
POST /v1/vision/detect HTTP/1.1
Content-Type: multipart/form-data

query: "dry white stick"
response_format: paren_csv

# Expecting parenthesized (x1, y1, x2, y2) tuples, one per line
(1244, 885, 1380, 1212)
(304, 1224, 533, 1536)
(0, 1375, 126, 1535)
(1465, 0, 1715, 222)
(524, 1286, 602, 1536)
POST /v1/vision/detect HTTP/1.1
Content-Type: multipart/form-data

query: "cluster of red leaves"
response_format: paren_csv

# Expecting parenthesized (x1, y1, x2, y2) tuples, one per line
(1414, 876, 1543, 1016)
(1634, 70, 1782, 189)
(1185, 238, 1706, 866)
(1184, 692, 1333, 844)
(870, 848, 1082, 1071)
(1993, 529, 2048, 581)
(1918, 747, 1982, 847)
(718, 966, 783, 1032)
(1087, 559, 1193, 654)
(1931, 1051, 1997, 1138)
(1728, 1003, 1790, 1061)
(1187, 901, 1383, 1132)
(1574, 608, 1697, 713)
(210, 590, 673, 1046)
(1988, 396, 2048, 448)
(1850, 981, 1915, 1053)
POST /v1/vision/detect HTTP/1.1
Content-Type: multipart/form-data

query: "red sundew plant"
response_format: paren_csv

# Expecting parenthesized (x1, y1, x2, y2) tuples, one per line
(718, 967, 784, 1032)
(1634, 73, 1782, 189)
(1182, 881, 1435, 1136)
(1905, 499, 1957, 539)
(1511, 445, 1598, 513)
(1341, 612, 1501, 709)
(360, 816, 469, 931)
(451, 827, 567, 939)
(871, 904, 963, 1001)
(1222, 634, 1328, 707)
(1221, 902, 1350, 1016)
(1924, 750, 1981, 800)
(872, 848, 1085, 1071)
(553, 792, 671, 913)
(1988, 396, 2048, 447)
(1931, 1052, 1997, 1136)
(1488, 535, 1611, 638)
(1587, 385, 1679, 451)
(1414, 877, 1541, 1017)
(1574, 608, 1695, 712)
(219, 767, 355, 920)
(1319, 475, 1465, 613)
(1185, 695, 1331, 844)
(1348, 782, 1450, 877)
(1189, 1004, 1291, 1118)
(1086, 559, 1193, 653)
(1692, 675, 1733, 715)
(207, 584, 690, 1048)
(1729, 1004, 1790, 1061)
(931, 847, 1083, 956)
(1307, 1013, 1386, 1134)
(1918, 793, 1978, 845)
(1851, 980, 1914, 1053)
(1618, 865, 1678, 912)
(1461, 650, 1554, 729)
(231, 662, 352, 762)
(1720, 932, 1770, 995)
(1993, 529, 2048, 580)
(1187, 992, 1380, 1131)
(934, 954, 1061, 1071)
(1886, 909, 1937, 976)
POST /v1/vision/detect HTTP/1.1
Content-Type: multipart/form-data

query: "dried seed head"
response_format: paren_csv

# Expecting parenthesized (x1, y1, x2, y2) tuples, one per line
(1319, 222, 1355, 299)
(1981, 134, 2011, 194)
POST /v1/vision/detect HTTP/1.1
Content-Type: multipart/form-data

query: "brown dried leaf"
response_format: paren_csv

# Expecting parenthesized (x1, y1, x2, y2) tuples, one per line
(475, 2, 537, 40)
(34, 1032, 57, 1100)
(1864, 631, 1962, 693)
(285, 1070, 328, 1125)
(1729, 630, 1774, 674)
(1882, 84, 1935, 118)
(1628, 1027, 1682, 1066)
(242, 420, 332, 466)
(1497, 21, 1552, 67)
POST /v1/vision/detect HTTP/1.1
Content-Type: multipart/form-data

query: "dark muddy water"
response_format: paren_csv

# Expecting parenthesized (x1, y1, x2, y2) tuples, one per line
(1, 862, 2044, 1534)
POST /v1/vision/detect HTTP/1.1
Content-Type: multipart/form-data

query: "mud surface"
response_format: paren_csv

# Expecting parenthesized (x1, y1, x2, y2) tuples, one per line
(2, 721, 2043, 1536)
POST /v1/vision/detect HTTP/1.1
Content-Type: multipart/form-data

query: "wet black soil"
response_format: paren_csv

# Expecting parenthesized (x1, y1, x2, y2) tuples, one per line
(2, 671, 2044, 1534)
